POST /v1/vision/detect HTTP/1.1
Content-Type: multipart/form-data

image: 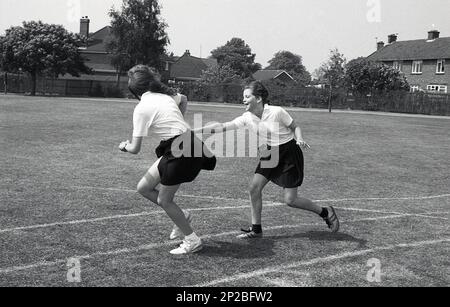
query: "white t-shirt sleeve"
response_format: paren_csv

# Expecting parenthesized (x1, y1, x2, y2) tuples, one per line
(231, 113, 250, 128)
(132, 107, 152, 137)
(172, 94, 182, 106)
(277, 108, 294, 127)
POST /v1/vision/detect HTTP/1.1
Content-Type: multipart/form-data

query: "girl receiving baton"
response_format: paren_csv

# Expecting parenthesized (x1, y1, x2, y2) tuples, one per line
(195, 81, 339, 238)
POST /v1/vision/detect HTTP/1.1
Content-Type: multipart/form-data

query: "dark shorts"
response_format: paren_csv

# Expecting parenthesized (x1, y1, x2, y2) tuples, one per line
(255, 139, 304, 189)
(156, 131, 216, 186)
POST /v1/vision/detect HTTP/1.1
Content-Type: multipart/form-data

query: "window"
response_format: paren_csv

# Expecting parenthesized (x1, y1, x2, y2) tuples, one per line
(410, 86, 420, 93)
(427, 85, 448, 93)
(393, 61, 403, 71)
(436, 59, 445, 74)
(412, 61, 423, 74)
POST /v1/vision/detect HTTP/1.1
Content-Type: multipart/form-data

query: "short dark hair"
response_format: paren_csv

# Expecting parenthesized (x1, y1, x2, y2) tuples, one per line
(245, 81, 269, 104)
(128, 65, 175, 98)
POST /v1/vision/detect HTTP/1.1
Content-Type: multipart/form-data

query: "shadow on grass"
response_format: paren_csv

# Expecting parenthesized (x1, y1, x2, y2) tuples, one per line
(200, 239, 276, 259)
(266, 231, 367, 248)
(200, 231, 367, 259)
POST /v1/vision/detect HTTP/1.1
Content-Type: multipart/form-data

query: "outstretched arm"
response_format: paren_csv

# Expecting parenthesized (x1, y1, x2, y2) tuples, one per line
(178, 95, 188, 116)
(119, 137, 143, 155)
(288, 121, 310, 150)
(193, 121, 238, 134)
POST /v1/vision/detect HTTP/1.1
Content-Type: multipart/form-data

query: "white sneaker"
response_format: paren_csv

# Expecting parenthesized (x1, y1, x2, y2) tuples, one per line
(170, 236, 203, 255)
(169, 211, 193, 240)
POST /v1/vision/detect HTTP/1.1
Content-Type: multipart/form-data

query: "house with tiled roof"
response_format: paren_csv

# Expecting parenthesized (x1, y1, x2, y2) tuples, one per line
(367, 30, 449, 93)
(74, 18, 211, 83)
(252, 70, 294, 83)
(169, 50, 218, 82)
(57, 17, 119, 82)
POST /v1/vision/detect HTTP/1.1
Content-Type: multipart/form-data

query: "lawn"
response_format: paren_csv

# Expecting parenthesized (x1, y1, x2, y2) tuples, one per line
(0, 95, 449, 287)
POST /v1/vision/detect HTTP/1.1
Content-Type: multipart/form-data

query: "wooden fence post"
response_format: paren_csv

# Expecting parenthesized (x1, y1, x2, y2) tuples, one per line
(64, 80, 69, 96)
(3, 72, 7, 95)
(446, 94, 449, 116)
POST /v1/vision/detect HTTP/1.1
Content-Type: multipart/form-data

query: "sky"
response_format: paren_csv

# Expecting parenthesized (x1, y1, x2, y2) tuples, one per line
(1, 0, 449, 73)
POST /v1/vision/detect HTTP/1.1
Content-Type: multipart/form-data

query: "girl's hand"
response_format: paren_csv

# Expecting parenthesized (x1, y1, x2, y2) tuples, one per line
(119, 140, 130, 152)
(296, 140, 311, 150)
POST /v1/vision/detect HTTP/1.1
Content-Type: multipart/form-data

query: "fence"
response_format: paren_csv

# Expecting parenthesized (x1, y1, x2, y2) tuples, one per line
(2, 73, 449, 116)
(179, 82, 450, 116)
(0, 73, 128, 98)
(349, 91, 450, 116)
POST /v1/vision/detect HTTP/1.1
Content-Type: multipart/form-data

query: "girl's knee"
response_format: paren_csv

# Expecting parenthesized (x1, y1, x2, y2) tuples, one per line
(249, 184, 263, 197)
(157, 195, 172, 208)
(250, 186, 262, 197)
(137, 180, 148, 196)
(137, 174, 159, 196)
(284, 194, 297, 206)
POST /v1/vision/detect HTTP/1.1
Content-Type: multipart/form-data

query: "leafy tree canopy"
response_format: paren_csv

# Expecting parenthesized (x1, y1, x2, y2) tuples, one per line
(317, 48, 346, 88)
(200, 64, 243, 85)
(345, 59, 410, 95)
(0, 20, 90, 95)
(211, 38, 261, 79)
(108, 0, 170, 72)
(266, 50, 311, 86)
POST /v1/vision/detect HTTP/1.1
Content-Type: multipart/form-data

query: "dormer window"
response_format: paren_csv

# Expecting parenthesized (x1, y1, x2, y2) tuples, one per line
(412, 61, 423, 74)
(436, 59, 445, 74)
(393, 61, 402, 71)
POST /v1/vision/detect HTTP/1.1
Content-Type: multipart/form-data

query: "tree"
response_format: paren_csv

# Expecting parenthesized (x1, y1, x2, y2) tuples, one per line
(0, 21, 90, 96)
(345, 59, 410, 95)
(211, 38, 261, 79)
(266, 51, 311, 86)
(108, 0, 170, 75)
(200, 63, 242, 85)
(317, 48, 346, 112)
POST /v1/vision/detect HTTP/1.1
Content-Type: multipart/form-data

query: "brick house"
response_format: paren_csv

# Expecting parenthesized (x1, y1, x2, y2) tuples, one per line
(76, 17, 118, 80)
(168, 50, 217, 83)
(367, 30, 449, 93)
(76, 18, 213, 83)
(252, 70, 295, 83)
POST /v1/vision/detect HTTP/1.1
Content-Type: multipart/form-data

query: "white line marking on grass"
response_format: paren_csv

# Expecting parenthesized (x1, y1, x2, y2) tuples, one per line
(2, 190, 447, 234)
(75, 186, 450, 202)
(73, 186, 249, 202)
(315, 194, 450, 202)
(337, 207, 449, 220)
(0, 204, 250, 234)
(191, 238, 450, 287)
(425, 211, 450, 215)
(261, 277, 300, 287)
(0, 214, 413, 275)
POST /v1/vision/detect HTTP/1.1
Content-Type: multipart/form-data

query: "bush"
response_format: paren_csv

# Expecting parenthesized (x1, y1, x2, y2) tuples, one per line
(89, 84, 104, 97)
(105, 85, 124, 98)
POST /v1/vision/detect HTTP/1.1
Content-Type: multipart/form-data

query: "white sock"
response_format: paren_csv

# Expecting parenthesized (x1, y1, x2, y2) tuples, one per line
(185, 232, 199, 241)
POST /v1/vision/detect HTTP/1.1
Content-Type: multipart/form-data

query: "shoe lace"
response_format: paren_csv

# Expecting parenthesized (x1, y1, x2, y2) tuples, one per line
(179, 240, 189, 250)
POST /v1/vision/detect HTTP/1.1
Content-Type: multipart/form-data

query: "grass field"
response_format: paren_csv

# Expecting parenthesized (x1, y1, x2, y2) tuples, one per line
(0, 94, 449, 287)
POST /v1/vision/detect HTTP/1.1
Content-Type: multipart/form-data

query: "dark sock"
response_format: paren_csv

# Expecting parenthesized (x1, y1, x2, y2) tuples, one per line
(252, 224, 262, 234)
(319, 208, 329, 219)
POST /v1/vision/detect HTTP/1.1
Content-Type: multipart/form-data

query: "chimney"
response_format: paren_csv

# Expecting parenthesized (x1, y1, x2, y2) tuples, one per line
(80, 16, 90, 38)
(388, 34, 398, 44)
(184, 50, 191, 56)
(377, 41, 385, 51)
(428, 30, 440, 40)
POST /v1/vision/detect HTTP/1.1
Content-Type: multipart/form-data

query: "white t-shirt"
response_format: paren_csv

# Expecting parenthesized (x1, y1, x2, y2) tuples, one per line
(132, 92, 190, 140)
(231, 105, 295, 146)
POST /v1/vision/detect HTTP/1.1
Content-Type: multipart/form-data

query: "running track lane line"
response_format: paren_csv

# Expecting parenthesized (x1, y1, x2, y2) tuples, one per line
(73, 186, 450, 203)
(0, 214, 419, 274)
(0, 196, 448, 234)
(190, 238, 450, 287)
